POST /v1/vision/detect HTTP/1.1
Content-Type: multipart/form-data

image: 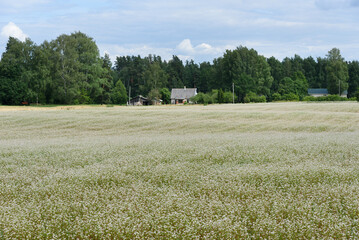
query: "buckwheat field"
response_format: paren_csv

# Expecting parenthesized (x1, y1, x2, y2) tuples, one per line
(1, 102, 359, 239)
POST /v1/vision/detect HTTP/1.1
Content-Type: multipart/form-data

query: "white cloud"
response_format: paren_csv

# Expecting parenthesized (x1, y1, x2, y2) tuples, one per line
(177, 39, 193, 53)
(176, 39, 223, 57)
(1, 22, 28, 41)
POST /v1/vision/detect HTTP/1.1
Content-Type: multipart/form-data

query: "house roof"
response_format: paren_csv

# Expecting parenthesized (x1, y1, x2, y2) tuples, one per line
(171, 88, 197, 99)
(130, 95, 148, 101)
(308, 88, 348, 95)
(308, 88, 328, 94)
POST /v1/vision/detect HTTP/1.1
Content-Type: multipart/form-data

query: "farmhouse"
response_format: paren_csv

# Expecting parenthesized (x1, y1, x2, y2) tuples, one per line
(171, 87, 197, 104)
(308, 88, 348, 98)
(128, 95, 149, 106)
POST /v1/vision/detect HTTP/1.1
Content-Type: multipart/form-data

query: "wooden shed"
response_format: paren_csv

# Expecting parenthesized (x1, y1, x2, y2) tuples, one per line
(129, 95, 149, 106)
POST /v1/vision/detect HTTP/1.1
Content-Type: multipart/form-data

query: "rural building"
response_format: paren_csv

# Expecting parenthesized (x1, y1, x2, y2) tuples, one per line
(129, 95, 149, 106)
(151, 98, 163, 105)
(171, 87, 197, 104)
(308, 88, 348, 98)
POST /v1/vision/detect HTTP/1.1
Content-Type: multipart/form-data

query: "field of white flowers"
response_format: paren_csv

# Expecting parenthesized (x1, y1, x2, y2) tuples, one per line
(1, 102, 359, 239)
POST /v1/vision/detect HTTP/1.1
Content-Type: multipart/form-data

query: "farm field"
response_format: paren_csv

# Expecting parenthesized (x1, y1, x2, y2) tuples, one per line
(1, 102, 359, 239)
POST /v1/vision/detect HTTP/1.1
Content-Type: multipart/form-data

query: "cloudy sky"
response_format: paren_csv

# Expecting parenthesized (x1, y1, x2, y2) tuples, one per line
(0, 0, 358, 63)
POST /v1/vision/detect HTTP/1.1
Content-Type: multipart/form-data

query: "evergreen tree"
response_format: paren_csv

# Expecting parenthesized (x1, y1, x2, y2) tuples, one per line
(348, 61, 359, 98)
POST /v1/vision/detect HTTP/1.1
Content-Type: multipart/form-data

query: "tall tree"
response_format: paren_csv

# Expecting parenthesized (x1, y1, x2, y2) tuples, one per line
(166, 56, 184, 88)
(141, 61, 168, 95)
(0, 37, 37, 105)
(111, 79, 127, 104)
(183, 60, 200, 89)
(48, 32, 105, 104)
(267, 56, 283, 94)
(326, 48, 348, 95)
(220, 46, 273, 102)
(348, 61, 359, 98)
(316, 57, 328, 88)
(302, 56, 317, 88)
(199, 62, 214, 92)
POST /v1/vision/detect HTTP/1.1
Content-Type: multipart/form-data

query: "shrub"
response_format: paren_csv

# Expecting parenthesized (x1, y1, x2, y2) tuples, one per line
(355, 91, 359, 102)
(303, 95, 350, 102)
(245, 92, 266, 103)
(223, 91, 236, 103)
(191, 92, 215, 104)
(302, 96, 316, 101)
(160, 88, 171, 104)
(272, 93, 282, 102)
(282, 93, 299, 101)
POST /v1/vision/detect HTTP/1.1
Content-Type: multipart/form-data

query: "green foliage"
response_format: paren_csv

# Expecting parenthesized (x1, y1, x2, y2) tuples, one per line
(159, 88, 171, 104)
(348, 61, 359, 98)
(0, 37, 38, 105)
(303, 95, 349, 101)
(355, 90, 359, 102)
(111, 80, 127, 104)
(167, 56, 184, 88)
(278, 72, 308, 99)
(326, 48, 349, 95)
(302, 96, 317, 101)
(2, 33, 359, 106)
(190, 92, 215, 104)
(217, 89, 224, 103)
(221, 46, 273, 102)
(244, 92, 266, 103)
(141, 62, 168, 95)
(272, 93, 282, 101)
(282, 93, 300, 101)
(147, 89, 161, 104)
(223, 91, 236, 103)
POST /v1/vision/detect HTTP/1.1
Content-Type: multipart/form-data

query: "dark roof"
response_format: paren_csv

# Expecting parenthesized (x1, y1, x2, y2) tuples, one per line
(130, 95, 147, 101)
(171, 88, 197, 99)
(308, 88, 328, 94)
(308, 88, 348, 95)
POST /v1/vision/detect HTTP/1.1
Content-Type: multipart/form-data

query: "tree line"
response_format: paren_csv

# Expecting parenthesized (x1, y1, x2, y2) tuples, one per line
(1, 31, 359, 105)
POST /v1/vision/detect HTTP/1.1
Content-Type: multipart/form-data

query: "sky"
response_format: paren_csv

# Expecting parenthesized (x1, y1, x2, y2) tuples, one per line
(0, 0, 359, 63)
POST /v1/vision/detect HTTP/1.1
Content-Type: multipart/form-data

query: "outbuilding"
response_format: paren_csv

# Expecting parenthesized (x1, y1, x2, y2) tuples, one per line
(128, 95, 149, 106)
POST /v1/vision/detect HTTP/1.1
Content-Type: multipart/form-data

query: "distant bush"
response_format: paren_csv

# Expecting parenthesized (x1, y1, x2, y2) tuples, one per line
(303, 95, 351, 101)
(271, 93, 300, 102)
(191, 92, 215, 104)
(302, 96, 317, 101)
(272, 93, 282, 102)
(281, 93, 299, 101)
(355, 91, 359, 102)
(244, 92, 266, 103)
(223, 91, 236, 103)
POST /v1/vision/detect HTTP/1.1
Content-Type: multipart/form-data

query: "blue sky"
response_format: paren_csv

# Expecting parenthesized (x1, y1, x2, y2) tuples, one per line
(0, 0, 359, 63)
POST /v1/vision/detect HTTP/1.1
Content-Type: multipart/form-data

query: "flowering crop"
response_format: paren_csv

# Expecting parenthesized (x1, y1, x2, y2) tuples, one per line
(0, 102, 359, 239)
